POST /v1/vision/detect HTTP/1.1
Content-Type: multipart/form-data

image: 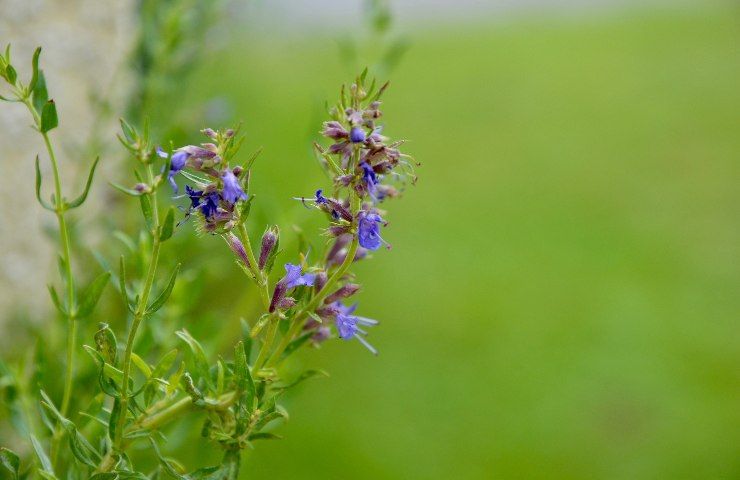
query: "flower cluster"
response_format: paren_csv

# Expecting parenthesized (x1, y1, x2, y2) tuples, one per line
(162, 127, 251, 233)
(281, 72, 416, 353)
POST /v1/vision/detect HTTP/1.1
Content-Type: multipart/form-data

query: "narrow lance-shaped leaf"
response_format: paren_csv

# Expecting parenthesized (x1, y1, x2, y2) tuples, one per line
(109, 181, 144, 197)
(147, 263, 180, 314)
(5, 64, 17, 84)
(159, 206, 175, 241)
(147, 437, 187, 479)
(31, 69, 48, 114)
(67, 156, 100, 209)
(27, 46, 41, 94)
(118, 255, 132, 310)
(29, 435, 55, 478)
(175, 330, 211, 388)
(140, 194, 154, 232)
(145, 348, 178, 405)
(75, 271, 111, 318)
(94, 323, 118, 365)
(39, 99, 58, 133)
(35, 155, 54, 211)
(0, 447, 20, 479)
(39, 391, 104, 467)
(119, 117, 136, 144)
(47, 284, 67, 316)
(107, 398, 121, 447)
(130, 353, 152, 378)
(234, 341, 255, 410)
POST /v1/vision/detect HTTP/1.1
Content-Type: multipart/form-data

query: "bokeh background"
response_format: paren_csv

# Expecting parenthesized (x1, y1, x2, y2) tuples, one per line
(1, 0, 739, 478)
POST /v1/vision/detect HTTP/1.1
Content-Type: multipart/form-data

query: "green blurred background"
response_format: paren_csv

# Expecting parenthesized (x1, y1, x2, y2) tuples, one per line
(3, 0, 740, 478)
(178, 2, 739, 478)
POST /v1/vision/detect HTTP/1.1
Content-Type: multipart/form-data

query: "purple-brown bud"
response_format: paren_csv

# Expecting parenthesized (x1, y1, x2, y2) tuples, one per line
(324, 283, 360, 304)
(258, 227, 278, 270)
(202, 128, 217, 139)
(314, 271, 328, 293)
(269, 281, 287, 313)
(226, 233, 250, 267)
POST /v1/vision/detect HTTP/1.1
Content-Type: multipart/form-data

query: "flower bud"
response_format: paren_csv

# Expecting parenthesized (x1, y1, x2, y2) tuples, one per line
(258, 227, 278, 270)
(202, 128, 217, 139)
(314, 271, 328, 293)
(134, 183, 150, 194)
(324, 283, 360, 304)
(312, 326, 331, 345)
(269, 282, 287, 313)
(226, 233, 250, 267)
(275, 297, 296, 310)
(350, 126, 366, 143)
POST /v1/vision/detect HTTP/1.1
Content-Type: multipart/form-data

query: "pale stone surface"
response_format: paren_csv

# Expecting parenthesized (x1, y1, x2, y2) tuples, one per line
(0, 0, 134, 317)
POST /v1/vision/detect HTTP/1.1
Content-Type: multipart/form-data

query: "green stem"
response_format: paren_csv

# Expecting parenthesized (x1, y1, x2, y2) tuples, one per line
(237, 223, 270, 309)
(113, 164, 161, 449)
(23, 99, 78, 464)
(252, 319, 278, 371)
(235, 223, 279, 372)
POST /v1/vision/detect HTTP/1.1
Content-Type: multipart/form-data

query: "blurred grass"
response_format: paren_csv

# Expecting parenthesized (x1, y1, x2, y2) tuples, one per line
(183, 4, 740, 479)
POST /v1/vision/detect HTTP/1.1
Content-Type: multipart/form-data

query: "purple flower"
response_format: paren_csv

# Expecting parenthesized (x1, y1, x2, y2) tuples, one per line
(357, 210, 387, 251)
(282, 263, 316, 289)
(221, 169, 247, 205)
(350, 126, 366, 143)
(200, 191, 220, 219)
(334, 302, 378, 355)
(322, 121, 348, 140)
(185, 185, 203, 210)
(315, 189, 329, 205)
(296, 189, 353, 222)
(158, 148, 190, 193)
(360, 161, 378, 198)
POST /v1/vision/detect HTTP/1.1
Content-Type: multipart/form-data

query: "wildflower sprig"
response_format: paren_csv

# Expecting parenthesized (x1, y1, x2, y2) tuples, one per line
(0, 46, 416, 479)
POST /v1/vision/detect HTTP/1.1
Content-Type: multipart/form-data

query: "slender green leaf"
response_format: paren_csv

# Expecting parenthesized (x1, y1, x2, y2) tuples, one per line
(67, 156, 100, 208)
(275, 369, 329, 392)
(39, 100, 58, 133)
(248, 432, 282, 441)
(47, 284, 67, 316)
(28, 46, 41, 93)
(29, 435, 54, 477)
(130, 353, 152, 378)
(5, 64, 17, 84)
(148, 437, 187, 479)
(159, 206, 175, 241)
(118, 255, 131, 309)
(109, 181, 144, 197)
(108, 398, 121, 446)
(175, 330, 210, 387)
(234, 341, 255, 410)
(31, 69, 47, 114)
(34, 156, 54, 211)
(75, 271, 110, 318)
(94, 323, 118, 365)
(146, 263, 180, 314)
(139, 194, 154, 232)
(281, 331, 314, 360)
(0, 447, 20, 479)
